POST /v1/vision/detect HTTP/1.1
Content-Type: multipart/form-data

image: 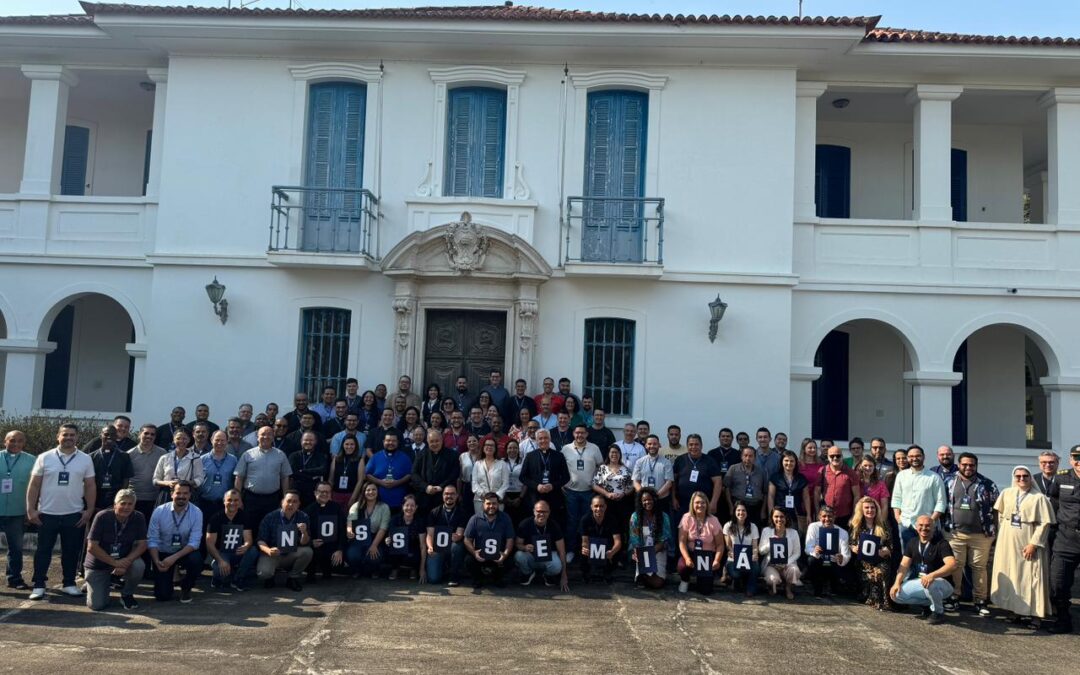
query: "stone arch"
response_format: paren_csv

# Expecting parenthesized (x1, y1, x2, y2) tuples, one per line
(33, 282, 146, 344)
(798, 307, 926, 371)
(942, 313, 1061, 378)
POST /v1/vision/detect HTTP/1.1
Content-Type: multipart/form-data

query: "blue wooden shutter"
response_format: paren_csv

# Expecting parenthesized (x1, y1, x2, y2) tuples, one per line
(142, 129, 152, 196)
(445, 87, 506, 197)
(303, 82, 366, 252)
(60, 125, 90, 196)
(815, 144, 851, 218)
(951, 148, 967, 222)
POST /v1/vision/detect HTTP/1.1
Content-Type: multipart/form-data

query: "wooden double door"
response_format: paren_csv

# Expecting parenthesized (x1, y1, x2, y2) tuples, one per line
(423, 309, 507, 397)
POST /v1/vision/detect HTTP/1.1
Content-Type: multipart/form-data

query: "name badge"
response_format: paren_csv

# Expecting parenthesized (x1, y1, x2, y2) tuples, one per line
(339, 475, 349, 490)
(213, 473, 222, 485)
(57, 471, 70, 486)
(784, 495, 795, 509)
(744, 484, 753, 499)
(171, 533, 182, 548)
(1010, 513, 1022, 528)
(720, 462, 729, 472)
(541, 470, 550, 485)
(647, 476, 656, 487)
(693, 538, 703, 550)
(689, 469, 700, 483)
(110, 544, 122, 558)
(917, 562, 928, 577)
(642, 525, 652, 539)
(0, 478, 12, 494)
(101, 477, 112, 490)
(576, 459, 585, 472)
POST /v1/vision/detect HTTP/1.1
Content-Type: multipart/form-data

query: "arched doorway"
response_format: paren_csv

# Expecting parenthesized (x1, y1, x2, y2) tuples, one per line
(812, 319, 914, 443)
(39, 294, 135, 413)
(951, 325, 1051, 448)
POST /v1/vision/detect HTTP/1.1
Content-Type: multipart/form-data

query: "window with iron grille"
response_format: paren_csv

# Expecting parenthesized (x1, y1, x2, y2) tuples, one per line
(297, 308, 351, 400)
(583, 318, 635, 416)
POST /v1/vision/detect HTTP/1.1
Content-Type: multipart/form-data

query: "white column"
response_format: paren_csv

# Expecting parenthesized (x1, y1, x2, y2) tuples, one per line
(125, 342, 148, 422)
(904, 370, 962, 447)
(0, 339, 55, 415)
(906, 85, 963, 222)
(144, 68, 169, 199)
(1040, 377, 1080, 451)
(19, 65, 78, 195)
(1038, 88, 1080, 228)
(794, 82, 827, 221)
(790, 365, 821, 438)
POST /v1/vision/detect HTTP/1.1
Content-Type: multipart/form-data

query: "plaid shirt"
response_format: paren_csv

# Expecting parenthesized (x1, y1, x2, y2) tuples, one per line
(943, 472, 1000, 537)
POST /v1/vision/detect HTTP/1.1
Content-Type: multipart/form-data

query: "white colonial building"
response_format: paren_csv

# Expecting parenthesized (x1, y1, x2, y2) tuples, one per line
(1, 2, 1079, 484)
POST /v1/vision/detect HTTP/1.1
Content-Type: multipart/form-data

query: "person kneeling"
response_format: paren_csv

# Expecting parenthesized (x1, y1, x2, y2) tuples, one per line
(678, 491, 725, 594)
(384, 494, 424, 580)
(805, 506, 851, 597)
(579, 495, 622, 584)
(256, 490, 314, 592)
(889, 515, 957, 625)
(464, 492, 515, 588)
(628, 488, 673, 590)
(148, 481, 203, 603)
(85, 489, 146, 611)
(206, 489, 259, 592)
(514, 499, 569, 591)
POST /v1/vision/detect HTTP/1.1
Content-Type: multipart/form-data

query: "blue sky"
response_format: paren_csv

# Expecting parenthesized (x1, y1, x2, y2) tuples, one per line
(3, 1, 1080, 37)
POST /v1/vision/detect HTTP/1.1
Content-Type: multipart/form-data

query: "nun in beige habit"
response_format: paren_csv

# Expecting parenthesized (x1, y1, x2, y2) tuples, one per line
(990, 465, 1055, 624)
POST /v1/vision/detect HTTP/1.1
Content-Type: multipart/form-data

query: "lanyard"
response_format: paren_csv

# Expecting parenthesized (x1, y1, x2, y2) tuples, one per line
(443, 507, 456, 527)
(173, 454, 192, 479)
(1038, 475, 1055, 493)
(647, 456, 658, 477)
(56, 449, 76, 469)
(688, 455, 700, 472)
(918, 541, 929, 562)
(114, 515, 129, 542)
(4, 453, 22, 474)
(1015, 489, 1028, 513)
(300, 452, 314, 471)
(212, 455, 228, 472)
(783, 474, 794, 493)
(734, 524, 749, 546)
(102, 449, 117, 475)
(539, 451, 551, 472)
(171, 507, 188, 531)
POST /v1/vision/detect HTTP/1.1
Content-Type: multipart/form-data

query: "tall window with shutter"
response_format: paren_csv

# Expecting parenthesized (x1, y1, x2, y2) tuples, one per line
(60, 125, 90, 196)
(582, 90, 648, 263)
(303, 81, 366, 252)
(444, 87, 507, 198)
(815, 144, 851, 219)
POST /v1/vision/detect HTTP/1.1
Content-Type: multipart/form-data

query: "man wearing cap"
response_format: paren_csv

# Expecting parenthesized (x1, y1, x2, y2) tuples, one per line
(1048, 445, 1080, 633)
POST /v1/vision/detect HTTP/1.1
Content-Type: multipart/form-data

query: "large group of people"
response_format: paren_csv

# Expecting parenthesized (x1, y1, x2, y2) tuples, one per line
(0, 369, 1076, 633)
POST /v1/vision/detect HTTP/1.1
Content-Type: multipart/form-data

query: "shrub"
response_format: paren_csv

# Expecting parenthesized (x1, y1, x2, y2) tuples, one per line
(0, 412, 113, 455)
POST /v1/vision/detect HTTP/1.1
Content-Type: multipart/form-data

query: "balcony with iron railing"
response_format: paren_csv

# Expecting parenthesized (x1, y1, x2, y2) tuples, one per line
(562, 196, 665, 277)
(267, 185, 380, 269)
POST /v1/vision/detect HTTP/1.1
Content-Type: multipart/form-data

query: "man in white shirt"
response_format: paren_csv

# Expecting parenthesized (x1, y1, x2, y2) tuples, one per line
(26, 423, 96, 600)
(615, 423, 646, 471)
(561, 425, 603, 560)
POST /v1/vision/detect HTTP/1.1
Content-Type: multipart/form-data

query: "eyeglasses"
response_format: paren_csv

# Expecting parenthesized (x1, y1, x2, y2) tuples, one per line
(1015, 474, 1031, 480)
(828, 455, 842, 460)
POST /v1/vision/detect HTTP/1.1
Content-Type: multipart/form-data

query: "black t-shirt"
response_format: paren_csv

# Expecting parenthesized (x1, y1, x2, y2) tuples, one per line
(386, 513, 424, 558)
(673, 453, 721, 505)
(207, 508, 251, 556)
(84, 510, 147, 571)
(587, 427, 616, 453)
(516, 517, 565, 544)
(579, 514, 618, 545)
(426, 504, 471, 532)
(903, 534, 954, 574)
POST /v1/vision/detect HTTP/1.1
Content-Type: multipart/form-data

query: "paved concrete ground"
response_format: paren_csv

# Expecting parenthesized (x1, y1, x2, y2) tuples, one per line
(0, 564, 1076, 675)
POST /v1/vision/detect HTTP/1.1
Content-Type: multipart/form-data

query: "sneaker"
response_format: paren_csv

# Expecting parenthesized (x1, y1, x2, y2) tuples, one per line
(121, 594, 139, 610)
(8, 580, 29, 591)
(678, 581, 689, 594)
(285, 578, 303, 592)
(447, 580, 460, 588)
(927, 612, 945, 625)
(918, 607, 931, 620)
(28, 587, 46, 601)
(230, 582, 246, 593)
(180, 589, 192, 603)
(543, 575, 555, 587)
(60, 585, 83, 597)
(519, 572, 536, 587)
(975, 602, 991, 617)
(388, 569, 399, 581)
(943, 597, 959, 612)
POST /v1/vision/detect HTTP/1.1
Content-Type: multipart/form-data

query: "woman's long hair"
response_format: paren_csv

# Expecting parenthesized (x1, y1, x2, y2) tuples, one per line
(848, 496, 887, 539)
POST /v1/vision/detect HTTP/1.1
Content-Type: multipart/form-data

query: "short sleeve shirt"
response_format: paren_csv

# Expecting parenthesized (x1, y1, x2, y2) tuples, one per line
(680, 513, 724, 544)
(672, 453, 721, 503)
(236, 447, 292, 494)
(904, 535, 954, 575)
(32, 448, 95, 515)
(516, 516, 565, 544)
(84, 509, 147, 571)
(208, 508, 251, 549)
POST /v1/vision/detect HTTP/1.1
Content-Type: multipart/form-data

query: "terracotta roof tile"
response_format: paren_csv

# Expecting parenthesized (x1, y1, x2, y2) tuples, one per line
(866, 27, 1080, 47)
(0, 14, 95, 26)
(73, 3, 877, 28)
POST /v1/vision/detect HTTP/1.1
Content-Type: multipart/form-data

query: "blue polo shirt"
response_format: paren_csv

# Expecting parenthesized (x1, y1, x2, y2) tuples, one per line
(200, 451, 238, 502)
(366, 450, 413, 508)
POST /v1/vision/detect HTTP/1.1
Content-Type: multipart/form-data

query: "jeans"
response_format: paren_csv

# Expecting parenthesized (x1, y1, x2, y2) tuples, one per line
(899, 524, 918, 553)
(425, 543, 465, 584)
(211, 547, 259, 588)
(346, 540, 384, 577)
(564, 489, 593, 558)
(724, 559, 760, 594)
(514, 550, 562, 577)
(32, 512, 85, 587)
(895, 577, 954, 614)
(86, 559, 144, 610)
(153, 550, 203, 600)
(0, 515, 25, 584)
(1049, 545, 1079, 631)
